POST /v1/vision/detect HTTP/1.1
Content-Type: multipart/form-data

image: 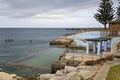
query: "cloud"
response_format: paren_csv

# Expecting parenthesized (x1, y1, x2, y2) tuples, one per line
(0, 0, 99, 18)
(0, 0, 118, 28)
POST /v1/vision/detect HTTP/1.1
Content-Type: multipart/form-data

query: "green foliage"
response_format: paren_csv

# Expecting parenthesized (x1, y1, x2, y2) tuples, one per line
(80, 76, 84, 80)
(94, 0, 115, 29)
(106, 64, 120, 80)
(117, 0, 120, 20)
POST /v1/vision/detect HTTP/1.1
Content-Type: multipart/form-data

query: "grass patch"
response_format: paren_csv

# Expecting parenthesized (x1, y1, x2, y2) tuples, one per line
(106, 64, 120, 80)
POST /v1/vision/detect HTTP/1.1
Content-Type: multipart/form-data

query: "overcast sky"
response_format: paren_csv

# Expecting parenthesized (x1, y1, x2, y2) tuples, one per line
(0, 0, 118, 28)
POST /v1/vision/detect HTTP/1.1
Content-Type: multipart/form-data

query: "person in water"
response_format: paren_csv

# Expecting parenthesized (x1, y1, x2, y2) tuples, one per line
(30, 40, 32, 43)
(11, 39, 13, 42)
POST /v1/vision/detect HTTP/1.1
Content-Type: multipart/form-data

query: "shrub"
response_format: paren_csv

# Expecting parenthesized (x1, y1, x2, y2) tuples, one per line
(51, 61, 65, 73)
(85, 60, 95, 66)
(66, 60, 81, 67)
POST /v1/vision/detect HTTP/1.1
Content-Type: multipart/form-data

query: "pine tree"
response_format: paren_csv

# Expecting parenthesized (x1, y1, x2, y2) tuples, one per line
(94, 0, 115, 29)
(117, 0, 120, 20)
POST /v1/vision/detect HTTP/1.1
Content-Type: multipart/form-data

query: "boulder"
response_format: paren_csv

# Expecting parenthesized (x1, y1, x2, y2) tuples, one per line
(11, 74, 17, 80)
(17, 77, 21, 80)
(64, 66, 77, 73)
(66, 60, 81, 67)
(55, 70, 64, 76)
(49, 76, 64, 80)
(0, 72, 18, 80)
(102, 52, 112, 58)
(50, 38, 73, 45)
(51, 61, 65, 73)
(65, 71, 79, 80)
(39, 74, 55, 80)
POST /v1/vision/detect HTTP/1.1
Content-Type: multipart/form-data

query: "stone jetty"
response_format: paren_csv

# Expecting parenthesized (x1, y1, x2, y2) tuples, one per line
(50, 35, 73, 45)
(49, 29, 104, 49)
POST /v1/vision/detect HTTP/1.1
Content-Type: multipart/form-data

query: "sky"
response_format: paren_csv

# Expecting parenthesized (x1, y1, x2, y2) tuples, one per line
(0, 0, 118, 28)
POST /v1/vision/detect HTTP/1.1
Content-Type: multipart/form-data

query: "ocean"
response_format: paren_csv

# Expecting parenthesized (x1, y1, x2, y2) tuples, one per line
(0, 28, 76, 77)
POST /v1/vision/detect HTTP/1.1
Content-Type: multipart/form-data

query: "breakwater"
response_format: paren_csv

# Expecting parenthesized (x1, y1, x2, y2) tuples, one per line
(7, 53, 51, 70)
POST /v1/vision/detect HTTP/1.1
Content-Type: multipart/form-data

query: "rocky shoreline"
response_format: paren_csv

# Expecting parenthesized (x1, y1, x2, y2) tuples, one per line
(1, 51, 120, 80)
(49, 29, 105, 49)
(0, 71, 38, 80)
(0, 29, 120, 80)
(38, 51, 120, 80)
(38, 30, 120, 80)
(50, 35, 73, 46)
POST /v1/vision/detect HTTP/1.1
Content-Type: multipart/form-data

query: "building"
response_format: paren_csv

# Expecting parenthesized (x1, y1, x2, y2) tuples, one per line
(109, 20, 120, 36)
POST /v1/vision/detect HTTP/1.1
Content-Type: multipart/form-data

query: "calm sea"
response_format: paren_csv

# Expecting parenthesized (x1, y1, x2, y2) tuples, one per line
(0, 28, 76, 77)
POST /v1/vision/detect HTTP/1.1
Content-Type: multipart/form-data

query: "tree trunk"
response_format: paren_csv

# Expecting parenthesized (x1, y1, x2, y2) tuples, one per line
(104, 24, 107, 38)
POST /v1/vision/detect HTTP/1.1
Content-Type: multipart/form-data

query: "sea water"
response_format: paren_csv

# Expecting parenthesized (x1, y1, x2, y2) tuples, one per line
(0, 28, 76, 77)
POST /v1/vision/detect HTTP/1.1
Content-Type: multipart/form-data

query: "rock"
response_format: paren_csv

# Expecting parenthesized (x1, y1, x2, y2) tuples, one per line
(118, 49, 120, 52)
(65, 71, 79, 80)
(114, 53, 120, 58)
(17, 77, 21, 80)
(50, 38, 73, 45)
(78, 70, 91, 79)
(55, 70, 64, 76)
(39, 74, 64, 80)
(62, 69, 68, 73)
(64, 66, 77, 73)
(66, 60, 80, 67)
(102, 52, 112, 58)
(11, 74, 17, 79)
(49, 76, 64, 80)
(51, 61, 65, 73)
(85, 60, 96, 65)
(0, 72, 18, 80)
(39, 74, 54, 80)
